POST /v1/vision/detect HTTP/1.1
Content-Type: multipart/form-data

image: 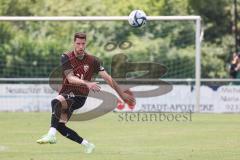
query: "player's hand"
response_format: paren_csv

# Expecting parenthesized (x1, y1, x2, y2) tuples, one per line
(85, 82, 101, 92)
(121, 90, 136, 106)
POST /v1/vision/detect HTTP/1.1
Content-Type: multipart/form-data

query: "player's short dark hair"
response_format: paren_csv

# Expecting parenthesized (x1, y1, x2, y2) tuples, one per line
(74, 32, 86, 41)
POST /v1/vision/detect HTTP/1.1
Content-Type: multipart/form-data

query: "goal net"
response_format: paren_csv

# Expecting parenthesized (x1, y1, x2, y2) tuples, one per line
(0, 16, 201, 114)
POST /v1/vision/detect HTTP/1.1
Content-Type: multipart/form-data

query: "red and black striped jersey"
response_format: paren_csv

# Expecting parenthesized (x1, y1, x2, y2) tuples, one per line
(59, 50, 104, 96)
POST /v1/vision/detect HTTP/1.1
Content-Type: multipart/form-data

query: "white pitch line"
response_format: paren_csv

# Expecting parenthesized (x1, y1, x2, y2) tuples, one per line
(0, 145, 8, 152)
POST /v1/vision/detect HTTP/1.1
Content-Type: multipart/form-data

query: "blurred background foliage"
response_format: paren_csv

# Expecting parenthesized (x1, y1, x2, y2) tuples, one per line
(0, 0, 239, 78)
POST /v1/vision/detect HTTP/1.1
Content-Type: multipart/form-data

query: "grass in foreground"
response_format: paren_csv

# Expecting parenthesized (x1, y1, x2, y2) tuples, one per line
(0, 112, 239, 160)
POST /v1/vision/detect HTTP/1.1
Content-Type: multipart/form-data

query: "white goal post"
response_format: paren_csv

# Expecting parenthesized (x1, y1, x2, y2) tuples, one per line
(0, 16, 202, 112)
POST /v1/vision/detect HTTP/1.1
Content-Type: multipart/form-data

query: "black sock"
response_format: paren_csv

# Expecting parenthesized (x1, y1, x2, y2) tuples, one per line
(51, 99, 62, 128)
(57, 122, 83, 144)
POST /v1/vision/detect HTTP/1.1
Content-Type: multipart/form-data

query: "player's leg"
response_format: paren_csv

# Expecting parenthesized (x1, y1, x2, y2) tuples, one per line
(57, 122, 95, 153)
(56, 96, 95, 153)
(36, 95, 68, 144)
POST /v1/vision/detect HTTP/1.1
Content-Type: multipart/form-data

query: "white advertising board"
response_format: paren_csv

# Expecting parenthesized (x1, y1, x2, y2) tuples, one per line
(0, 84, 239, 113)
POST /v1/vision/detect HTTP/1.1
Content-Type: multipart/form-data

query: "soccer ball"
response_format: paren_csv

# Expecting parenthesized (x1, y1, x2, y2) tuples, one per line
(128, 10, 147, 27)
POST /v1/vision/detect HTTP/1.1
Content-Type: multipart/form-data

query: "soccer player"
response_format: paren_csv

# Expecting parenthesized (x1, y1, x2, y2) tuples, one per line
(36, 32, 135, 154)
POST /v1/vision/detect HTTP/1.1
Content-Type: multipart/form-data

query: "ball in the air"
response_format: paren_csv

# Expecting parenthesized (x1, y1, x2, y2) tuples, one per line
(128, 10, 147, 27)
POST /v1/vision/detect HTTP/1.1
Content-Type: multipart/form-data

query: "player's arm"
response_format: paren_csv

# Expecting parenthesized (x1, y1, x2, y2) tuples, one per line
(61, 54, 100, 92)
(235, 62, 240, 71)
(98, 70, 135, 104)
(64, 69, 100, 92)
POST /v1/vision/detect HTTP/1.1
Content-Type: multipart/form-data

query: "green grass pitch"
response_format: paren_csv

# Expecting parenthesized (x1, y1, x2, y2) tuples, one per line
(0, 112, 239, 160)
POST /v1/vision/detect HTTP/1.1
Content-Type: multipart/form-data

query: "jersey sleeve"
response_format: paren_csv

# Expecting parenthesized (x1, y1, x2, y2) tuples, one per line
(61, 54, 72, 71)
(93, 57, 105, 74)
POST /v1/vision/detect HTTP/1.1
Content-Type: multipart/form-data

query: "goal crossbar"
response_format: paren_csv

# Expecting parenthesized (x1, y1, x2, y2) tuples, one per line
(0, 16, 200, 21)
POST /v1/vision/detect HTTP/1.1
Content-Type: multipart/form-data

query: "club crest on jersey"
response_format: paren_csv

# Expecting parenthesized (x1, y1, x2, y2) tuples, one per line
(83, 65, 89, 73)
(76, 73, 80, 78)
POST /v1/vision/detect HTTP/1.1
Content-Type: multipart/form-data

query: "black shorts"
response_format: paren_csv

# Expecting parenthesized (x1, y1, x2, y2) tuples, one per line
(61, 94, 87, 117)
